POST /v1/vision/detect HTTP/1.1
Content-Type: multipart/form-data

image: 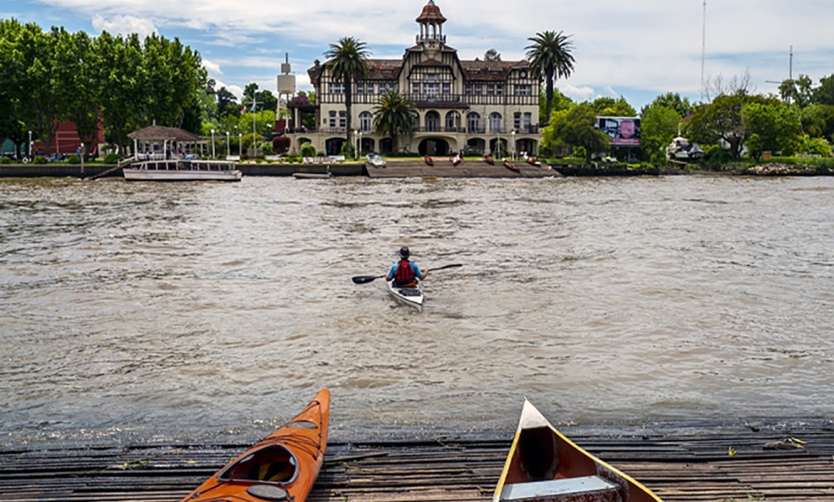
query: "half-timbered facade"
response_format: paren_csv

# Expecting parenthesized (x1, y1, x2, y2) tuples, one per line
(286, 0, 541, 158)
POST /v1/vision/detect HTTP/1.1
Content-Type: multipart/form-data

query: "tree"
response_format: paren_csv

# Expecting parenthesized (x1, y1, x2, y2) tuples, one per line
(591, 96, 636, 117)
(543, 102, 610, 163)
(14, 22, 62, 155)
(800, 104, 834, 142)
(641, 105, 682, 163)
(53, 29, 100, 151)
(324, 37, 370, 148)
(526, 31, 575, 126)
(641, 92, 692, 118)
(779, 74, 813, 108)
(686, 92, 775, 160)
(539, 88, 573, 124)
(484, 49, 501, 62)
(813, 74, 834, 106)
(742, 101, 801, 155)
(216, 87, 238, 117)
(373, 88, 417, 152)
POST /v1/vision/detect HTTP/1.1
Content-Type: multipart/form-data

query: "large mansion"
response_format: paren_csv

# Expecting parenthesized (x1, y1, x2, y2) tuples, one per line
(286, 0, 541, 158)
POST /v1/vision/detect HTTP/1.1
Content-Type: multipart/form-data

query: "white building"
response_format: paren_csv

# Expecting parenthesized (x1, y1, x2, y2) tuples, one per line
(286, 0, 542, 158)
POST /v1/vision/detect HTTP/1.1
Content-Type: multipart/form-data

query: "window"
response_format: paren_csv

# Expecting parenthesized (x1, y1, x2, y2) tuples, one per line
(523, 112, 532, 130)
(515, 84, 532, 96)
(356, 83, 365, 95)
(329, 110, 337, 128)
(489, 112, 502, 133)
(359, 112, 372, 132)
(330, 82, 344, 94)
(339, 111, 346, 128)
(425, 83, 439, 100)
(496, 84, 504, 96)
(446, 111, 460, 131)
(464, 84, 473, 95)
(442, 83, 451, 95)
(467, 112, 481, 132)
(514, 112, 521, 130)
(474, 84, 483, 95)
(425, 111, 440, 132)
(487, 84, 494, 95)
(412, 82, 421, 94)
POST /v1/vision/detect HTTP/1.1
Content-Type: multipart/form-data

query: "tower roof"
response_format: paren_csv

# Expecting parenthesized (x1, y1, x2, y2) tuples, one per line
(416, 0, 446, 23)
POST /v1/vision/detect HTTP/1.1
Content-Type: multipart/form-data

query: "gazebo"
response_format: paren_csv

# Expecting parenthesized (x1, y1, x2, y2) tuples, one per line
(127, 125, 204, 160)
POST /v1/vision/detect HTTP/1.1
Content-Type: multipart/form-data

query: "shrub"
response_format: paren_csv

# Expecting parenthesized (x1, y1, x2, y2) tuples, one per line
(33, 156, 48, 164)
(67, 155, 82, 164)
(104, 153, 120, 164)
(300, 143, 316, 157)
(0, 157, 11, 164)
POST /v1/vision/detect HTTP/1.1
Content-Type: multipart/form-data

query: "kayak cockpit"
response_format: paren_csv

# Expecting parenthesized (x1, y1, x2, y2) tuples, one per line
(219, 445, 298, 484)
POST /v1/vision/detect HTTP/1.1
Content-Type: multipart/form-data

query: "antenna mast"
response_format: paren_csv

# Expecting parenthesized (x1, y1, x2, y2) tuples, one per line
(701, 0, 707, 101)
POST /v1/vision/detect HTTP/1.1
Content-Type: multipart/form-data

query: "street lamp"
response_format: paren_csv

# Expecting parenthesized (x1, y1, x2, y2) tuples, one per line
(510, 130, 516, 160)
(226, 131, 230, 157)
(354, 130, 359, 160)
(211, 129, 215, 158)
(239, 133, 243, 156)
(28, 130, 32, 158)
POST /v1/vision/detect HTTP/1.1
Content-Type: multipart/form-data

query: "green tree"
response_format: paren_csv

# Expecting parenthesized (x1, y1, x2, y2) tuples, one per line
(543, 102, 610, 163)
(526, 30, 575, 126)
(324, 37, 369, 147)
(0, 20, 26, 155)
(641, 105, 682, 163)
(742, 101, 801, 155)
(216, 87, 238, 117)
(779, 74, 813, 108)
(800, 104, 834, 142)
(53, 28, 100, 151)
(591, 96, 637, 117)
(813, 74, 834, 106)
(686, 92, 776, 160)
(484, 49, 501, 61)
(90, 32, 143, 152)
(139, 34, 206, 129)
(539, 88, 573, 125)
(641, 92, 692, 118)
(14, 22, 62, 155)
(373, 88, 417, 152)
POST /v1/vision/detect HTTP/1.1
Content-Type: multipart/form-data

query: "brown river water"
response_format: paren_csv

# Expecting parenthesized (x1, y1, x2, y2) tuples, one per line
(1, 175, 833, 446)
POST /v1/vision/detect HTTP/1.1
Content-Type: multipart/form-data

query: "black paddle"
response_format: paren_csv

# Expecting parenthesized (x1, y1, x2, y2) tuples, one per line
(351, 263, 462, 284)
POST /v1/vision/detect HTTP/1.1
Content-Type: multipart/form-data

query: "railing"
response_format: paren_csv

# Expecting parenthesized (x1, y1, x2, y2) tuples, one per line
(318, 93, 540, 107)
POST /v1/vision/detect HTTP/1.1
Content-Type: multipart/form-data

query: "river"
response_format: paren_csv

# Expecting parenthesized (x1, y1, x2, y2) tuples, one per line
(1, 174, 832, 446)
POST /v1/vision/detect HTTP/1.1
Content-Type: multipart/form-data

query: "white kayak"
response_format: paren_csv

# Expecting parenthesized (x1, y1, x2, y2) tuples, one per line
(387, 281, 424, 309)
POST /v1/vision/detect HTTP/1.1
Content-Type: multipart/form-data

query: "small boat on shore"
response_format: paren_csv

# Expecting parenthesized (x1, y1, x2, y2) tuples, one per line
(526, 156, 541, 167)
(451, 153, 462, 166)
(123, 159, 242, 181)
(424, 155, 434, 166)
(494, 399, 663, 502)
(484, 155, 495, 165)
(181, 389, 330, 502)
(387, 280, 424, 310)
(366, 153, 386, 168)
(293, 166, 332, 179)
(503, 160, 520, 173)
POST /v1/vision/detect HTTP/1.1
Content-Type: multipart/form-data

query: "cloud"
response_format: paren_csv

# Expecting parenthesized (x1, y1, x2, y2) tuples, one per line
(202, 59, 222, 75)
(91, 14, 157, 39)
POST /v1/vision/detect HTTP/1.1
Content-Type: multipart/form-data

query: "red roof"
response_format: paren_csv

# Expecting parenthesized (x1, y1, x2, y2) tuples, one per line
(416, 0, 446, 23)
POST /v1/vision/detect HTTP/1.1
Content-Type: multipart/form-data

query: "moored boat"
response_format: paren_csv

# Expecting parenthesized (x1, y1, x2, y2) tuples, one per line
(526, 156, 541, 167)
(484, 154, 495, 165)
(123, 159, 242, 181)
(366, 153, 386, 168)
(494, 399, 663, 502)
(503, 160, 520, 173)
(450, 153, 462, 166)
(181, 388, 330, 502)
(424, 155, 434, 166)
(387, 280, 424, 310)
(293, 172, 332, 179)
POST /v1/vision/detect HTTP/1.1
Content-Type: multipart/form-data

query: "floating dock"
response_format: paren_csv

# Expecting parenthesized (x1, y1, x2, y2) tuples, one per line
(1, 420, 832, 501)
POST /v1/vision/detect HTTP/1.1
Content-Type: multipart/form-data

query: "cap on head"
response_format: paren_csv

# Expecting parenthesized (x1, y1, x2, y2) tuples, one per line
(399, 246, 410, 258)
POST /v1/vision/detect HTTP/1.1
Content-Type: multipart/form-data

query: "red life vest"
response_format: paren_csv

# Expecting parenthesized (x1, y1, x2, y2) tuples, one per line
(394, 259, 416, 283)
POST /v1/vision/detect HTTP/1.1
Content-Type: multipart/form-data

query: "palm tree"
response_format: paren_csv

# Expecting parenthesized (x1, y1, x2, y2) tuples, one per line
(525, 31, 575, 126)
(373, 88, 417, 153)
(323, 37, 369, 151)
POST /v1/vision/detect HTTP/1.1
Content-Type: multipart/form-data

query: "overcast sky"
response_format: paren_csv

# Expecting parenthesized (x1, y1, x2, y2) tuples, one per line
(5, 0, 833, 111)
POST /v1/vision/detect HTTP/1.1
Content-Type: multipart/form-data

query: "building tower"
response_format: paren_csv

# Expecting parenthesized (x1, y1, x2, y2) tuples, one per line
(416, 0, 447, 59)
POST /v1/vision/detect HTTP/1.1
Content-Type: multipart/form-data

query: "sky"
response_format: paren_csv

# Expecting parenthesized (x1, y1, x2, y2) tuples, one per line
(4, 0, 833, 112)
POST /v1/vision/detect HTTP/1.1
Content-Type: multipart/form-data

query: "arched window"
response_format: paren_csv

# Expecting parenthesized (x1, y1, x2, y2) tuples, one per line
(359, 112, 372, 132)
(489, 112, 502, 133)
(445, 111, 461, 132)
(425, 111, 441, 132)
(467, 112, 481, 133)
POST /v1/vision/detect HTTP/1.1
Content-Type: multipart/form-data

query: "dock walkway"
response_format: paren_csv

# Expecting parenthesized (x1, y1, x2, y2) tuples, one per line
(1, 420, 832, 501)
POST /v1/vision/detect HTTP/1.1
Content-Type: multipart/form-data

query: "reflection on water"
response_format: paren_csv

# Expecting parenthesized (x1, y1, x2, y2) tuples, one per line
(1, 175, 833, 445)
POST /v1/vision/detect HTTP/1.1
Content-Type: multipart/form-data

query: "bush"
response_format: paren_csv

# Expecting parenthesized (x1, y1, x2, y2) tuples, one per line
(33, 156, 48, 164)
(300, 143, 316, 157)
(67, 155, 82, 164)
(0, 157, 11, 164)
(103, 153, 120, 164)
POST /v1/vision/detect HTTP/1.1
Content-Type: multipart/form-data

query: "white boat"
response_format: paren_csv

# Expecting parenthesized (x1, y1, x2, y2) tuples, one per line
(387, 280, 424, 309)
(366, 153, 386, 168)
(123, 159, 242, 181)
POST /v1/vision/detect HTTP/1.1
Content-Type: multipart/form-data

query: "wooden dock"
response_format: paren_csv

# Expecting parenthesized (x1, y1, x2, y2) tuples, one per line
(1, 420, 832, 501)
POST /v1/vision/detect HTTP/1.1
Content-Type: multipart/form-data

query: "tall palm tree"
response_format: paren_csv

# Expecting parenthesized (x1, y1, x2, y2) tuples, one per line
(373, 88, 417, 153)
(526, 31, 575, 126)
(323, 37, 369, 151)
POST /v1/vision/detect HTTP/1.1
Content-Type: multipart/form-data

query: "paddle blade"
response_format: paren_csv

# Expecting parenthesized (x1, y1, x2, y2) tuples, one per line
(432, 263, 463, 272)
(352, 275, 384, 284)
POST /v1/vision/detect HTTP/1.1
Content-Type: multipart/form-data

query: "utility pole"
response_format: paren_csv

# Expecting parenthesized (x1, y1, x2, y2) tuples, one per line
(700, 0, 707, 101)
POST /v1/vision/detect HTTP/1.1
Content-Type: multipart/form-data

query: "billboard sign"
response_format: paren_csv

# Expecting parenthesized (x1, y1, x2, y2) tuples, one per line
(597, 117, 640, 145)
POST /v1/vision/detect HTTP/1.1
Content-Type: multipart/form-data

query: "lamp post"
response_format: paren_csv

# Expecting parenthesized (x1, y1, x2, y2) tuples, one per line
(28, 130, 32, 158)
(510, 130, 516, 160)
(211, 129, 215, 158)
(239, 133, 243, 156)
(226, 131, 230, 157)
(354, 130, 359, 160)
(359, 131, 363, 158)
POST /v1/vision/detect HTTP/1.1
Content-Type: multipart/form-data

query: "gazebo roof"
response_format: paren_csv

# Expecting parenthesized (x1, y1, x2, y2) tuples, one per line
(416, 0, 446, 23)
(128, 125, 201, 142)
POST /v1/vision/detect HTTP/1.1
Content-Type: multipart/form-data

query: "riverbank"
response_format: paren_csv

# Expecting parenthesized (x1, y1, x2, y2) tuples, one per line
(1, 159, 833, 178)
(1, 419, 831, 501)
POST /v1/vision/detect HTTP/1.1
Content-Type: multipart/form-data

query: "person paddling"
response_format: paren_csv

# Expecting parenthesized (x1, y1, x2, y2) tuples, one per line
(386, 246, 428, 288)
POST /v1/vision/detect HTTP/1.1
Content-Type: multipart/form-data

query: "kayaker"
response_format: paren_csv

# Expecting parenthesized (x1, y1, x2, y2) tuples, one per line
(386, 246, 428, 288)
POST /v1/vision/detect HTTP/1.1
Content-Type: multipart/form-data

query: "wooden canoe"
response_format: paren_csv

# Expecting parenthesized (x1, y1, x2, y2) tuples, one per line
(181, 389, 330, 502)
(493, 400, 663, 502)
(424, 155, 434, 166)
(503, 160, 520, 173)
(526, 156, 542, 167)
(484, 155, 495, 165)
